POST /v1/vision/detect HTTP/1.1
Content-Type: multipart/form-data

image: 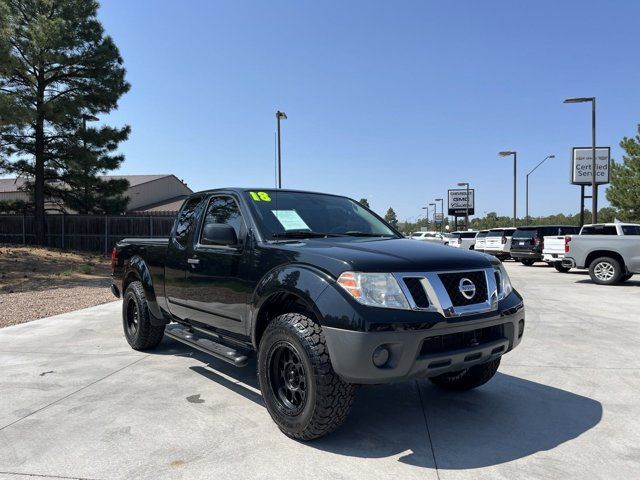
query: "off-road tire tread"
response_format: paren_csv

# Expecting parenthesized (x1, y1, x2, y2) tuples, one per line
(123, 281, 165, 350)
(429, 357, 501, 391)
(259, 313, 355, 440)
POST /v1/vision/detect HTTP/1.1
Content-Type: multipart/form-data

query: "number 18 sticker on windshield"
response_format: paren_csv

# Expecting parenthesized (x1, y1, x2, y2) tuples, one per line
(250, 191, 272, 202)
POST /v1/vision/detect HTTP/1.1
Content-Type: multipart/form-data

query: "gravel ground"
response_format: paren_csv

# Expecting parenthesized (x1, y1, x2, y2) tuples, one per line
(0, 245, 116, 327)
(0, 280, 116, 327)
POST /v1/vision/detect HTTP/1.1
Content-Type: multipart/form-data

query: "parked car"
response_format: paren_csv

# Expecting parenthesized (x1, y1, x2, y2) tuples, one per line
(474, 230, 490, 253)
(511, 225, 580, 266)
(541, 226, 582, 271)
(484, 228, 517, 260)
(449, 231, 478, 250)
(410, 231, 448, 244)
(562, 223, 640, 284)
(111, 188, 525, 440)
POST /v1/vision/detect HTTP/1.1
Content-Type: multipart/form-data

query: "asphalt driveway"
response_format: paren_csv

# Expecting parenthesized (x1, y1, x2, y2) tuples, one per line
(1, 263, 639, 479)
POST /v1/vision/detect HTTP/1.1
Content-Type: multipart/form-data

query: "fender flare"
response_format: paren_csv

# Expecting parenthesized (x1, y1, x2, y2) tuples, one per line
(122, 255, 167, 325)
(250, 264, 333, 347)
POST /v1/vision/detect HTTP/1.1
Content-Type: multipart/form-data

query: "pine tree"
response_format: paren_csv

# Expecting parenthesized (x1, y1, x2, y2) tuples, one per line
(358, 198, 370, 209)
(384, 207, 398, 228)
(0, 0, 131, 242)
(606, 125, 640, 221)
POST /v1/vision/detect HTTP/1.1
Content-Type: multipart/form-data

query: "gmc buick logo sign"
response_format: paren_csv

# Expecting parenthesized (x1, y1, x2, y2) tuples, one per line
(458, 278, 476, 300)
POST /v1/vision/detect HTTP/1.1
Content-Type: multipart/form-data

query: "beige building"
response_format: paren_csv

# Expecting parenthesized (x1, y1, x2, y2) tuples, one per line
(0, 174, 193, 213)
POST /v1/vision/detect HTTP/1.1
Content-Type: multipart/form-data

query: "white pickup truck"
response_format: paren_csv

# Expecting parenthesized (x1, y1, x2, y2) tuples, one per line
(541, 226, 582, 271)
(562, 223, 640, 284)
(449, 231, 478, 250)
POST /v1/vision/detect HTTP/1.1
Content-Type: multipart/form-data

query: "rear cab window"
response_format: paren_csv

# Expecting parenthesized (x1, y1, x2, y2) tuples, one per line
(621, 225, 640, 235)
(172, 196, 204, 249)
(581, 225, 618, 235)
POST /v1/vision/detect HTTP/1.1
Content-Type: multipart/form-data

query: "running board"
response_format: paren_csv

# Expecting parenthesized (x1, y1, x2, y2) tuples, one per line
(165, 324, 249, 367)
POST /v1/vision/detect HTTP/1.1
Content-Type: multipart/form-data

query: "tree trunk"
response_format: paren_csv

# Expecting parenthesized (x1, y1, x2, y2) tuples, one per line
(34, 70, 46, 245)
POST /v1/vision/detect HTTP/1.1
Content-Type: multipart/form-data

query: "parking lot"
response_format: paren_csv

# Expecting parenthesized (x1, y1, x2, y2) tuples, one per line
(0, 262, 639, 480)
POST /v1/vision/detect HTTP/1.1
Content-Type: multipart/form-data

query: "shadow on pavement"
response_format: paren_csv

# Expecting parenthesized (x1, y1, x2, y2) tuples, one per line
(153, 339, 602, 470)
(575, 279, 640, 287)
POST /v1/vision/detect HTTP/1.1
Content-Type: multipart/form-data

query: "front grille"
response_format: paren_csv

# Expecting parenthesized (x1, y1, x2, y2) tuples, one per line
(419, 324, 505, 356)
(438, 270, 488, 306)
(403, 277, 429, 308)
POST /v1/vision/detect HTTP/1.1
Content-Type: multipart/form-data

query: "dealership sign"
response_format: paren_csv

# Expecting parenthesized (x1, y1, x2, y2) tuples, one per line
(434, 213, 444, 223)
(571, 147, 610, 185)
(448, 189, 475, 216)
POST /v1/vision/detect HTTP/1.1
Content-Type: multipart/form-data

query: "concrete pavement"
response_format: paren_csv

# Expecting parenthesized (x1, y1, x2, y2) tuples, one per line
(1, 263, 639, 479)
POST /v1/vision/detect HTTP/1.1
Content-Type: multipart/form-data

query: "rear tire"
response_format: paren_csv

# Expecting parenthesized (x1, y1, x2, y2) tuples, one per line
(257, 313, 355, 440)
(521, 259, 535, 266)
(588, 256, 623, 285)
(429, 357, 501, 391)
(554, 262, 571, 273)
(122, 281, 165, 350)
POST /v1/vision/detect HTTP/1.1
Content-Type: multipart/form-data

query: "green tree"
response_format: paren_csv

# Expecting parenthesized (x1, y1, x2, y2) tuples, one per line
(606, 125, 640, 221)
(384, 207, 398, 228)
(358, 198, 370, 209)
(0, 0, 131, 242)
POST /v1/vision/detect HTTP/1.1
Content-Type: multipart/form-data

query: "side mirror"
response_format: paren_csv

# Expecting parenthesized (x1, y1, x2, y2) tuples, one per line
(201, 223, 238, 247)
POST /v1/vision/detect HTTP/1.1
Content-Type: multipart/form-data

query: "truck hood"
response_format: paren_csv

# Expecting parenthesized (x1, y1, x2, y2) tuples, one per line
(271, 237, 498, 278)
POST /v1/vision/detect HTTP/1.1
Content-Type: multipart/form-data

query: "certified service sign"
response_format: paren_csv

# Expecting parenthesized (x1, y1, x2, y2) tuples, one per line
(571, 147, 611, 185)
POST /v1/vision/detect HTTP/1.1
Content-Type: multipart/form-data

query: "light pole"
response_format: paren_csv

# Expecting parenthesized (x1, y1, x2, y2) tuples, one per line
(429, 203, 436, 229)
(276, 110, 287, 189)
(499, 151, 517, 226)
(564, 97, 597, 223)
(457, 182, 470, 230)
(525, 155, 554, 225)
(421, 205, 430, 231)
(80, 114, 99, 214)
(435, 198, 444, 233)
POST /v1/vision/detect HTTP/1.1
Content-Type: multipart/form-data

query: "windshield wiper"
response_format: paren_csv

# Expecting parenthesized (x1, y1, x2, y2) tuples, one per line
(272, 231, 344, 239)
(341, 232, 396, 238)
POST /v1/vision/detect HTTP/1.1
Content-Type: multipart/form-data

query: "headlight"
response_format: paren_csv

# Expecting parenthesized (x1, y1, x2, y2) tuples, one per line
(494, 263, 513, 300)
(337, 272, 410, 310)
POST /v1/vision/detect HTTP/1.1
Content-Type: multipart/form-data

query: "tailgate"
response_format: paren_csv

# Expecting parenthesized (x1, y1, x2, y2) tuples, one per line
(543, 236, 566, 255)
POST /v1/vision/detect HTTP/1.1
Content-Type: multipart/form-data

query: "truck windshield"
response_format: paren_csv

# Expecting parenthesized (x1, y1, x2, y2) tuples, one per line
(244, 190, 398, 239)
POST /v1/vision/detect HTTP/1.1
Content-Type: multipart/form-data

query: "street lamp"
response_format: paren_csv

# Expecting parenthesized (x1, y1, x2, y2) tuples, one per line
(429, 203, 436, 229)
(457, 182, 470, 230)
(276, 110, 287, 189)
(525, 155, 555, 225)
(499, 151, 517, 226)
(435, 198, 444, 233)
(564, 97, 597, 224)
(421, 205, 430, 231)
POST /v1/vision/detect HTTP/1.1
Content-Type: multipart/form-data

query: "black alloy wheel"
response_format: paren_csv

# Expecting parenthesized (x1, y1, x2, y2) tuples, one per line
(267, 341, 308, 415)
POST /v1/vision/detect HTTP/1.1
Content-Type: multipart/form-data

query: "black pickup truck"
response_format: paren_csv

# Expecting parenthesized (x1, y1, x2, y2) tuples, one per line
(111, 188, 525, 440)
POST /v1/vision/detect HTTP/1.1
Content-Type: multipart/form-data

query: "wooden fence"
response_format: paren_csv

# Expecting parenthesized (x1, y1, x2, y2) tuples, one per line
(0, 214, 175, 254)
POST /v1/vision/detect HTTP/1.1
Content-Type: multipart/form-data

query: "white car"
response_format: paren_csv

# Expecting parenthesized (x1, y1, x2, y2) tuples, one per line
(410, 231, 448, 244)
(449, 231, 478, 250)
(474, 230, 490, 253)
(541, 226, 582, 271)
(484, 227, 517, 260)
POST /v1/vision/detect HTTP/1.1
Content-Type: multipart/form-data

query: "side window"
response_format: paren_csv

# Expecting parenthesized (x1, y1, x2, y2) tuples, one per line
(173, 196, 202, 248)
(200, 196, 245, 243)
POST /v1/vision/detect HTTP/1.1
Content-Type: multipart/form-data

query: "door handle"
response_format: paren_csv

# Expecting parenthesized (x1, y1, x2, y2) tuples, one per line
(187, 258, 200, 265)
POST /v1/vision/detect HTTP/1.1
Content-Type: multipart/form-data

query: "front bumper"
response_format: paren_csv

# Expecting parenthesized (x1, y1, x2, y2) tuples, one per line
(323, 300, 525, 384)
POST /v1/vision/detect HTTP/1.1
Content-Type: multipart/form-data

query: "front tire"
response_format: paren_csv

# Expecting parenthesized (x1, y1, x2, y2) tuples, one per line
(429, 357, 501, 391)
(122, 281, 165, 350)
(554, 262, 571, 273)
(589, 257, 623, 285)
(257, 313, 355, 440)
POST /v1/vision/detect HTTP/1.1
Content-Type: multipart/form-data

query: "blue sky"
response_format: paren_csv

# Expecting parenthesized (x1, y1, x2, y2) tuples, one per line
(98, 0, 640, 220)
